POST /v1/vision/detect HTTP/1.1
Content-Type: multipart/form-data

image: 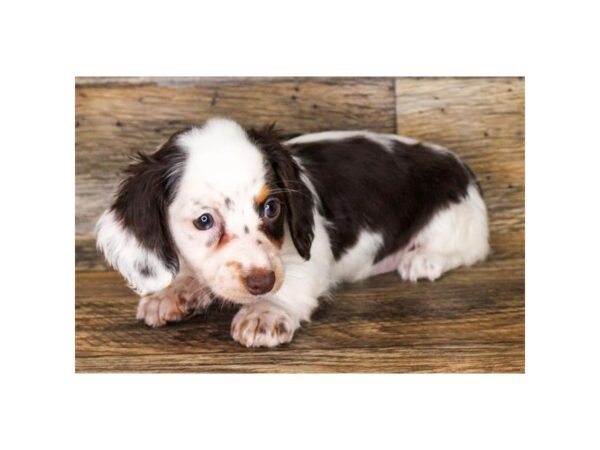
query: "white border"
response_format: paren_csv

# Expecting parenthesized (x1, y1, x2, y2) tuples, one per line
(2, 0, 599, 448)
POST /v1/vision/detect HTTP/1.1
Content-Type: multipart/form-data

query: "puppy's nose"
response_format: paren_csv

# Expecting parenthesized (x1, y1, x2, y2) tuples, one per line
(244, 269, 276, 295)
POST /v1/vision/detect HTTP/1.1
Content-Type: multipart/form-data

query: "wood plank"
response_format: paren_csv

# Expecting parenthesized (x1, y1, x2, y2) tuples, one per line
(76, 230, 524, 373)
(395, 77, 525, 236)
(76, 346, 524, 373)
(76, 77, 396, 269)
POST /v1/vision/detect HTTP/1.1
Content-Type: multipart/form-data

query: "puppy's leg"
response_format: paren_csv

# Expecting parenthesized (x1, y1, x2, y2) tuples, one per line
(136, 275, 213, 328)
(230, 292, 318, 348)
(398, 184, 490, 282)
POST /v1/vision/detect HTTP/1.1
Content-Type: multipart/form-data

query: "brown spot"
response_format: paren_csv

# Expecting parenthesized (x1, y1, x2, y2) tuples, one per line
(226, 260, 246, 288)
(275, 322, 288, 335)
(255, 185, 271, 204)
(225, 261, 242, 270)
(177, 294, 191, 309)
(237, 271, 246, 288)
(253, 319, 261, 337)
(224, 197, 232, 209)
(244, 225, 249, 234)
(139, 265, 153, 277)
(258, 325, 267, 334)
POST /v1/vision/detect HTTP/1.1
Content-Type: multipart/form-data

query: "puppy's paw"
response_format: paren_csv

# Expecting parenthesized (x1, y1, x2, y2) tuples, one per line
(136, 276, 212, 328)
(136, 292, 189, 328)
(398, 252, 444, 282)
(231, 301, 296, 348)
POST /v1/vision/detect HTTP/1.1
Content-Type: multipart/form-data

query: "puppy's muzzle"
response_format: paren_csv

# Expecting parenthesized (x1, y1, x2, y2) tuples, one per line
(244, 269, 276, 295)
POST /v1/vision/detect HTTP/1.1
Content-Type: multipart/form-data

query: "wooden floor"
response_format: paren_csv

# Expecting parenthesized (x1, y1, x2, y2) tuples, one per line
(75, 77, 524, 372)
(76, 231, 523, 373)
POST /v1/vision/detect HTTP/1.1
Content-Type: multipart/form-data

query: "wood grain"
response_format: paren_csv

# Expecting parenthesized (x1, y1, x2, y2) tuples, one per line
(74, 77, 524, 372)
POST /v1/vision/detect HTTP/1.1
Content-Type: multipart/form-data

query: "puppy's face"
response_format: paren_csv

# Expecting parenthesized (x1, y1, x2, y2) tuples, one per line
(96, 118, 315, 302)
(170, 126, 292, 303)
(169, 180, 286, 303)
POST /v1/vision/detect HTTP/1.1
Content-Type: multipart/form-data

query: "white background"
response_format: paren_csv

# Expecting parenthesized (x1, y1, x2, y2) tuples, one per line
(1, 0, 599, 448)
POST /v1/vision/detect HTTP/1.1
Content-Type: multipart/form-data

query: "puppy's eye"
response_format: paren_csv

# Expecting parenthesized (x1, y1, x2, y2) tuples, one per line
(263, 198, 281, 220)
(193, 213, 214, 230)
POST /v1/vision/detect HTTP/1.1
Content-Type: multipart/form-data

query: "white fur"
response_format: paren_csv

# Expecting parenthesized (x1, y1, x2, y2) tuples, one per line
(332, 230, 383, 283)
(382, 133, 421, 146)
(95, 210, 174, 295)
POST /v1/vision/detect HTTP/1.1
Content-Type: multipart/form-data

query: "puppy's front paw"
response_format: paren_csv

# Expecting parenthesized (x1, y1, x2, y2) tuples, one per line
(231, 301, 296, 348)
(136, 291, 193, 328)
(136, 276, 212, 328)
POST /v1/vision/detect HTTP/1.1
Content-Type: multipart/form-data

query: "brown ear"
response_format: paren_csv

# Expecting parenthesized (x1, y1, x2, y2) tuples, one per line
(247, 124, 315, 259)
(96, 130, 188, 294)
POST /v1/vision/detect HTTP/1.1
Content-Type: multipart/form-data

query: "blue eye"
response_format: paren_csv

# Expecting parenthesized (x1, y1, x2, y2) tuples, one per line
(193, 213, 214, 230)
(263, 198, 281, 220)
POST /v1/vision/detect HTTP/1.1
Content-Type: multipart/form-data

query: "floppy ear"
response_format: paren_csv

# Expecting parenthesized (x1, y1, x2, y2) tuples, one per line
(95, 131, 188, 295)
(247, 124, 315, 259)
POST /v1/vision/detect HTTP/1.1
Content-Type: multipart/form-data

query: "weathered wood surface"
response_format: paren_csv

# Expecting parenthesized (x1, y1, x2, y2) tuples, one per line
(75, 77, 524, 373)
(76, 231, 523, 373)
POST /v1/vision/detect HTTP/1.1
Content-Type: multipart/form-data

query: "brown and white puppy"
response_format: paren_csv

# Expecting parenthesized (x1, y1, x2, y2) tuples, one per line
(96, 118, 490, 347)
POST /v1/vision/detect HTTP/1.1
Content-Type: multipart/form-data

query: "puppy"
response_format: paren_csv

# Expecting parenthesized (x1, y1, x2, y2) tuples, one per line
(96, 118, 490, 347)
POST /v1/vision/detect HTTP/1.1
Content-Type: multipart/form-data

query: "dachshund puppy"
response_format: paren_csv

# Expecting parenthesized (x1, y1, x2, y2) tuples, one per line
(96, 118, 489, 347)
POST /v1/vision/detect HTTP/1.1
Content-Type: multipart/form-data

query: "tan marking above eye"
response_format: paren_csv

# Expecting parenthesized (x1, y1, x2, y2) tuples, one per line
(255, 185, 271, 204)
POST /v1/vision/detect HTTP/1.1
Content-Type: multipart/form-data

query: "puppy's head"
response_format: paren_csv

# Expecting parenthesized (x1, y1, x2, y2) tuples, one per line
(96, 118, 314, 302)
